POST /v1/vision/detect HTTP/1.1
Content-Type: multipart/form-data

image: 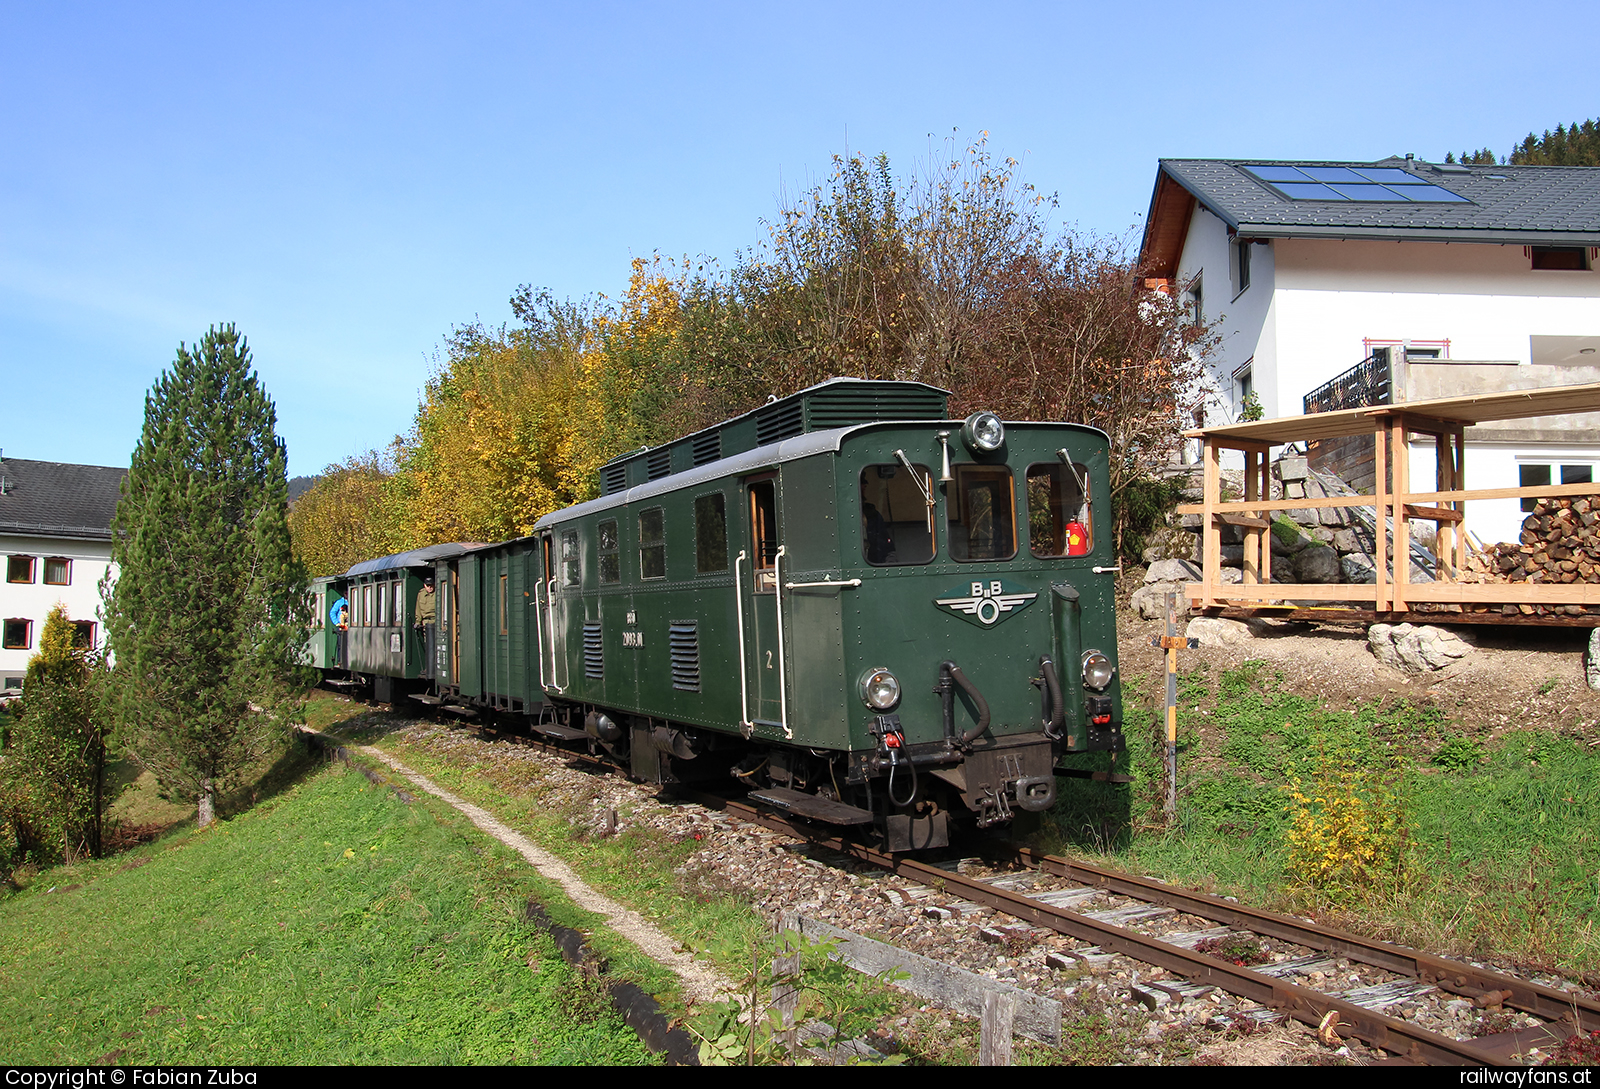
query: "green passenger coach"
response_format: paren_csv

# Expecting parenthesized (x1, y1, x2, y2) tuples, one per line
(314, 379, 1123, 851)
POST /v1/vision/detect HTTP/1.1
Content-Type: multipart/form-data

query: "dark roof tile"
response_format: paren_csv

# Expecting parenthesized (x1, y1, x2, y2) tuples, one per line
(1155, 157, 1600, 244)
(0, 458, 126, 541)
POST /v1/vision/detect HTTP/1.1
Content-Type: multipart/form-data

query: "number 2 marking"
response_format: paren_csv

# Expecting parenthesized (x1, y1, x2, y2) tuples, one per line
(766, 651, 773, 669)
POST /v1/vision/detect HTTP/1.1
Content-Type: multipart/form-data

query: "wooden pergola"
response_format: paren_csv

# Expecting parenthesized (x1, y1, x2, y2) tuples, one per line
(1177, 382, 1600, 624)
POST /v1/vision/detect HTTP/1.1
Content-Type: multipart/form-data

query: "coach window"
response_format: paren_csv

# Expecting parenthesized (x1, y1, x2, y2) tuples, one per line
(598, 519, 620, 584)
(1027, 462, 1091, 557)
(363, 584, 374, 626)
(3, 619, 30, 651)
(749, 477, 779, 593)
(44, 558, 71, 586)
(393, 580, 405, 624)
(695, 494, 728, 574)
(378, 579, 390, 626)
(640, 507, 666, 580)
(6, 556, 33, 584)
(948, 465, 1016, 562)
(562, 531, 580, 587)
(860, 464, 935, 565)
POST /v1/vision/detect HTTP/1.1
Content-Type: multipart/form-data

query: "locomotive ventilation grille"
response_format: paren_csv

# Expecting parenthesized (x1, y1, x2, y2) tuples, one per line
(804, 385, 949, 429)
(600, 463, 627, 495)
(646, 447, 671, 480)
(583, 623, 603, 679)
(691, 431, 721, 466)
(755, 400, 804, 446)
(668, 622, 700, 692)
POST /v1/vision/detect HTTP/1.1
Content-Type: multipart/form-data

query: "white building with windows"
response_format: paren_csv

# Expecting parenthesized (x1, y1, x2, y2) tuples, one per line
(1, 457, 125, 693)
(1139, 156, 1600, 544)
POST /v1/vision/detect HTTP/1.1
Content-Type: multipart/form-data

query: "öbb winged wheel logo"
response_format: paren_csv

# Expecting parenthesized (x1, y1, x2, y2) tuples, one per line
(935, 579, 1038, 627)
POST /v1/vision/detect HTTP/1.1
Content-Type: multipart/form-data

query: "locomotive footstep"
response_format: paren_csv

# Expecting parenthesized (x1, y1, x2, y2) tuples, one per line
(746, 786, 874, 826)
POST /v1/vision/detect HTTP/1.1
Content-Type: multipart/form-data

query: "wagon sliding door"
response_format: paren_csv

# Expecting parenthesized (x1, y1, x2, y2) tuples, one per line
(743, 474, 784, 730)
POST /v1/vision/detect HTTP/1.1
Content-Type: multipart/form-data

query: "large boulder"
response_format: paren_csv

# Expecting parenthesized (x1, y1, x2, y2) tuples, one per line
(1140, 525, 1200, 565)
(1132, 583, 1189, 620)
(1369, 623, 1474, 673)
(1146, 558, 1202, 585)
(1292, 543, 1342, 583)
(1186, 616, 1256, 647)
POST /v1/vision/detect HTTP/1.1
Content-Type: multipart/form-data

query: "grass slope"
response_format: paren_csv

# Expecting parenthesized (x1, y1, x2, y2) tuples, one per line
(0, 758, 657, 1065)
(1053, 659, 1600, 970)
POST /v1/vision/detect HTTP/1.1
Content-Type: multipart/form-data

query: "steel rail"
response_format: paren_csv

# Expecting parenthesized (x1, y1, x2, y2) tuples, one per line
(685, 792, 1512, 1066)
(998, 845, 1600, 1038)
(450, 728, 1559, 1065)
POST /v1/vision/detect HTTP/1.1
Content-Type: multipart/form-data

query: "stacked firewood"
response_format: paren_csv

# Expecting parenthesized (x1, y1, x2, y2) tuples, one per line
(1456, 497, 1600, 614)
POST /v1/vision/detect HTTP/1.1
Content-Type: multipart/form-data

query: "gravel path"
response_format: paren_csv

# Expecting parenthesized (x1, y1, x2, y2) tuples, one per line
(360, 743, 738, 1006)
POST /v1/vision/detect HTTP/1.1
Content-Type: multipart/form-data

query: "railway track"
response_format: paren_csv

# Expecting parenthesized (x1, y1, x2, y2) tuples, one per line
(452, 715, 1595, 1065)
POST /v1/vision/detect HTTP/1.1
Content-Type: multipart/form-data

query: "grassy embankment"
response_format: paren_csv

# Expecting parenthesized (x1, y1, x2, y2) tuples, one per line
(342, 706, 1156, 1064)
(0, 715, 660, 1065)
(1051, 659, 1600, 972)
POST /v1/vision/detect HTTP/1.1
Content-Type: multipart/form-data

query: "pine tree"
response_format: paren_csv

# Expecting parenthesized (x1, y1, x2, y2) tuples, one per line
(3, 604, 107, 862)
(102, 324, 310, 827)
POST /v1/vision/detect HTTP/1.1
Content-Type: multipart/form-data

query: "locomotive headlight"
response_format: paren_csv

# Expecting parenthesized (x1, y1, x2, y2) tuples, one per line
(1081, 650, 1115, 691)
(962, 411, 1005, 453)
(859, 667, 902, 711)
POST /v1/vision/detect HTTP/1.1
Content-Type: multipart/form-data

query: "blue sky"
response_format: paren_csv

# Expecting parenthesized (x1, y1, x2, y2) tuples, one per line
(3, 0, 1591, 478)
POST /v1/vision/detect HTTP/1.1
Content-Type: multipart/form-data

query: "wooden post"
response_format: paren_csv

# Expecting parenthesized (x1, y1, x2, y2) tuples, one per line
(1374, 417, 1389, 613)
(1454, 425, 1468, 575)
(1435, 431, 1453, 579)
(1259, 448, 1273, 587)
(1242, 449, 1257, 585)
(1201, 440, 1220, 607)
(980, 990, 1016, 1066)
(772, 934, 801, 1054)
(1165, 592, 1179, 818)
(1392, 416, 1411, 611)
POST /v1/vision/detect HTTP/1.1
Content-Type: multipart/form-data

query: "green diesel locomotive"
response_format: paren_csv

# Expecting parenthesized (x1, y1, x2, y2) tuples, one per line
(313, 379, 1123, 850)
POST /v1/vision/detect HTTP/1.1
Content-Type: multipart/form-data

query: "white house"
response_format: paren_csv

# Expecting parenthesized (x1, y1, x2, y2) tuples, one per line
(1139, 156, 1600, 544)
(1, 457, 125, 694)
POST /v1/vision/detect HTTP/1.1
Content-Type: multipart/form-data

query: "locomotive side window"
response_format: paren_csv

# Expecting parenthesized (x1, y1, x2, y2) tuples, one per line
(859, 464, 934, 565)
(748, 478, 778, 593)
(598, 519, 620, 584)
(948, 465, 1016, 561)
(1027, 462, 1091, 557)
(639, 507, 666, 580)
(695, 493, 728, 574)
(562, 531, 580, 586)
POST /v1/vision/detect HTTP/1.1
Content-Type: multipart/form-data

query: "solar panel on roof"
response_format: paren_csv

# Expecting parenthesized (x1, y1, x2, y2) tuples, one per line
(1243, 165, 1309, 182)
(1302, 167, 1368, 183)
(1240, 163, 1471, 205)
(1275, 182, 1348, 200)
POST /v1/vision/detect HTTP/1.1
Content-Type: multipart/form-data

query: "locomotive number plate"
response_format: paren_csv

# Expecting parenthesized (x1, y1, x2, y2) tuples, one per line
(622, 630, 644, 647)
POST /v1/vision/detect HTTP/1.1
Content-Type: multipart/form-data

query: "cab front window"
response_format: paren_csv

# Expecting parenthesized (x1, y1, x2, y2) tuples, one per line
(859, 464, 934, 566)
(1027, 462, 1091, 557)
(948, 465, 1015, 562)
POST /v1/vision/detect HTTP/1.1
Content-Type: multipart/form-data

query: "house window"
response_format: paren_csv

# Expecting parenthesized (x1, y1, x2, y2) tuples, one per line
(72, 621, 95, 648)
(1531, 247, 1590, 271)
(1519, 463, 1594, 512)
(2, 619, 30, 651)
(1184, 277, 1203, 327)
(44, 558, 70, 586)
(6, 557, 33, 584)
(1231, 238, 1251, 296)
(2, 676, 21, 692)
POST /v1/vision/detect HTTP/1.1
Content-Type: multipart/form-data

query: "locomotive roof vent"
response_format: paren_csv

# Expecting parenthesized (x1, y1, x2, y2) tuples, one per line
(595, 378, 950, 492)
